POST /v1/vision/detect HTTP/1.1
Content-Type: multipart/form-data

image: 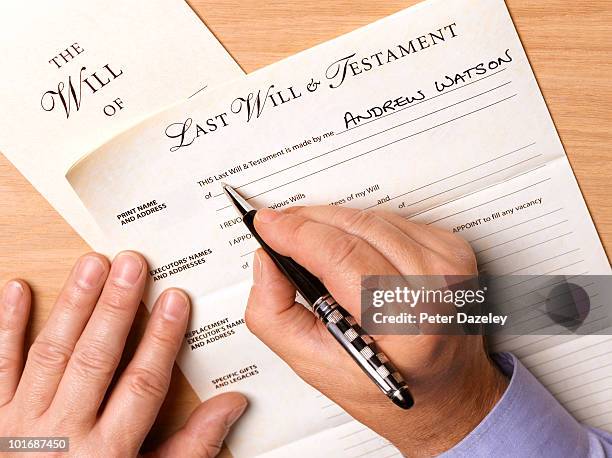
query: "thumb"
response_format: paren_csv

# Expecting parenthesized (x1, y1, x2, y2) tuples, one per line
(245, 249, 320, 356)
(144, 393, 247, 458)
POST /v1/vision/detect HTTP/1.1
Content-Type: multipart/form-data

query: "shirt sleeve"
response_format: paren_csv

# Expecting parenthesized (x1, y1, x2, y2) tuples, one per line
(440, 352, 612, 457)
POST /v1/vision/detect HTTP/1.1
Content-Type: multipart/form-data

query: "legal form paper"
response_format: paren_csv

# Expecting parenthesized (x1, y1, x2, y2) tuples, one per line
(0, 0, 242, 251)
(67, 0, 611, 455)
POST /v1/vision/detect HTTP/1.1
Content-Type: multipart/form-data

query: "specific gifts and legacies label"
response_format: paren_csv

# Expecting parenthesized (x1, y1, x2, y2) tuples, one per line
(361, 275, 612, 335)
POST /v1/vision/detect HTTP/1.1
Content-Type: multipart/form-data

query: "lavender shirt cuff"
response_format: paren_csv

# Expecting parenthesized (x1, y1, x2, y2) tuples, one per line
(440, 352, 612, 457)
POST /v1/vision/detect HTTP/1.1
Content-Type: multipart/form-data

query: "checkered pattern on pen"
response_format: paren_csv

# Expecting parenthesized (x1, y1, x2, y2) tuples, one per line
(321, 299, 405, 387)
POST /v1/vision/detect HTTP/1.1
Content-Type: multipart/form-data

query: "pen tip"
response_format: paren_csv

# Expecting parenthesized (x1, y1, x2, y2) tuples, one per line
(221, 183, 256, 215)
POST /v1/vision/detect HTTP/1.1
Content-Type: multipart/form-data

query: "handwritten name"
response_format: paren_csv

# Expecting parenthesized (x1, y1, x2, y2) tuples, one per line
(344, 90, 425, 129)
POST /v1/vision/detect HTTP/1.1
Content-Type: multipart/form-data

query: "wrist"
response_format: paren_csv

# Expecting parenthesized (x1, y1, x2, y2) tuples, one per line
(393, 352, 508, 456)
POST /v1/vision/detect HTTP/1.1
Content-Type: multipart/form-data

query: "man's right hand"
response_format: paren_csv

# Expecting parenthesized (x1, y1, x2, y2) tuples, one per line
(245, 205, 508, 457)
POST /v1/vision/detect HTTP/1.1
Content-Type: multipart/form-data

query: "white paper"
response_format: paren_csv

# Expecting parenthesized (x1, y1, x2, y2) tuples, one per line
(65, 0, 611, 454)
(0, 0, 243, 251)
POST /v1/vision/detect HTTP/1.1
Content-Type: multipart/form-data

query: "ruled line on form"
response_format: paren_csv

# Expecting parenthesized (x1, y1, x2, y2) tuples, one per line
(501, 335, 564, 353)
(538, 350, 611, 378)
(491, 272, 589, 306)
(344, 436, 378, 451)
(338, 427, 367, 440)
(553, 374, 612, 397)
(488, 263, 589, 292)
(566, 388, 612, 411)
(478, 231, 574, 266)
(425, 177, 550, 225)
(337, 69, 509, 135)
(509, 283, 596, 314)
(235, 144, 540, 259)
(474, 220, 569, 254)
(212, 81, 514, 199)
(546, 364, 612, 389)
(365, 142, 537, 210)
(353, 442, 394, 458)
(375, 155, 543, 213)
(492, 248, 581, 276)
(469, 208, 564, 242)
(215, 94, 519, 211)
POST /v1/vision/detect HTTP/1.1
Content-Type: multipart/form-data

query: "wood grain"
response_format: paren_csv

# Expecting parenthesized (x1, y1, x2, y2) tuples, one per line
(0, 0, 610, 453)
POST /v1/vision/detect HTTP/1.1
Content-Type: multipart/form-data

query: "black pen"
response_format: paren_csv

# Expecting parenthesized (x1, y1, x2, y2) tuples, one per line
(222, 184, 414, 409)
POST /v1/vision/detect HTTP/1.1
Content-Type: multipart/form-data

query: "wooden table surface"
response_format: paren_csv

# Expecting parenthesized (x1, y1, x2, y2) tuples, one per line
(1, 0, 610, 454)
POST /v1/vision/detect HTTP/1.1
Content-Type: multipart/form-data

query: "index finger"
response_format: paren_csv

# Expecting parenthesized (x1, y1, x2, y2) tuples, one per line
(254, 208, 399, 312)
(97, 289, 190, 450)
(287, 205, 470, 264)
(49, 251, 146, 422)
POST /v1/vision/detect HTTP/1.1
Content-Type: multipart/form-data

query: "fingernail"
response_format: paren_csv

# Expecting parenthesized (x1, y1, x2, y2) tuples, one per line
(161, 290, 188, 322)
(255, 208, 280, 223)
(2, 281, 23, 310)
(76, 255, 106, 289)
(253, 251, 263, 284)
(112, 252, 143, 287)
(225, 401, 248, 427)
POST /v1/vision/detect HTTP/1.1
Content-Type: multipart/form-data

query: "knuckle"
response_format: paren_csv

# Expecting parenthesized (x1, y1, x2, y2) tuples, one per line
(411, 243, 430, 266)
(28, 336, 73, 371)
(0, 321, 16, 336)
(71, 341, 120, 381)
(244, 291, 264, 336)
(183, 428, 225, 458)
(91, 439, 132, 458)
(341, 209, 378, 232)
(125, 366, 169, 399)
(148, 323, 180, 349)
(56, 284, 88, 312)
(197, 439, 223, 458)
(415, 335, 450, 368)
(448, 237, 477, 273)
(440, 258, 475, 276)
(98, 287, 131, 317)
(289, 217, 311, 243)
(0, 352, 20, 374)
(327, 233, 362, 269)
(0, 309, 23, 333)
